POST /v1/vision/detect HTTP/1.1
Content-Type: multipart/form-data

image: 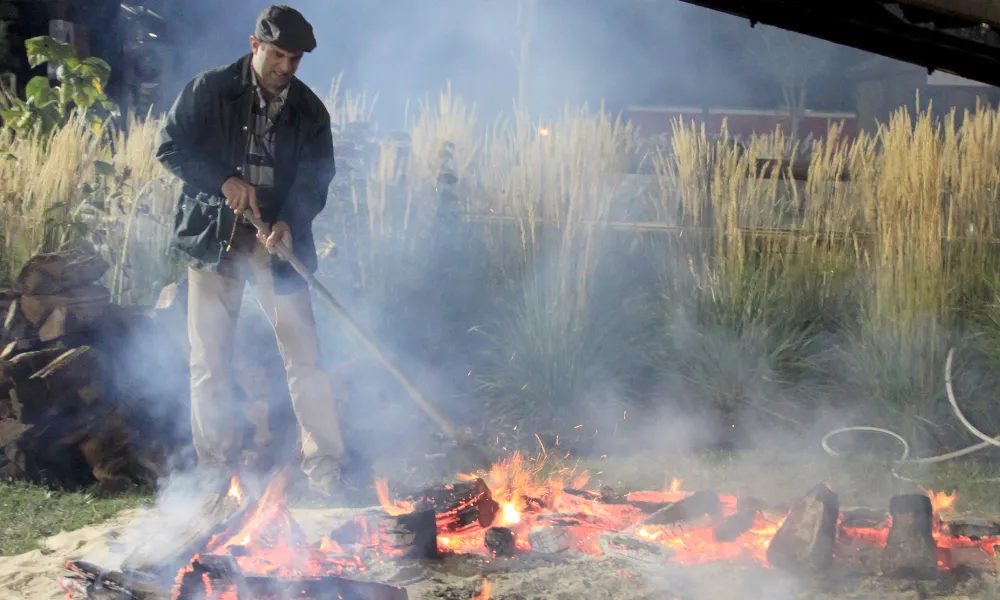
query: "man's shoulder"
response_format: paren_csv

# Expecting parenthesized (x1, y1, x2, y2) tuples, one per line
(290, 79, 330, 125)
(186, 56, 245, 92)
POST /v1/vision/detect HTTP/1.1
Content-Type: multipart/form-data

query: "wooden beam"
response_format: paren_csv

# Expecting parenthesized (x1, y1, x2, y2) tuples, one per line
(898, 0, 1000, 30)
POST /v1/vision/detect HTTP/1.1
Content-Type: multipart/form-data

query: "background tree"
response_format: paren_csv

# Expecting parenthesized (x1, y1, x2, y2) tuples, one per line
(744, 24, 835, 142)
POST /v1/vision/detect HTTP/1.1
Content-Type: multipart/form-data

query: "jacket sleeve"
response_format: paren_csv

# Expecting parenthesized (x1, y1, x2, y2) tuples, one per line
(278, 109, 335, 229)
(155, 76, 236, 196)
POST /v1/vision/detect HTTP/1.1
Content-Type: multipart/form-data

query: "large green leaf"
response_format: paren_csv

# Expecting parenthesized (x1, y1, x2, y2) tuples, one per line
(24, 36, 74, 69)
(79, 57, 111, 84)
(24, 75, 55, 105)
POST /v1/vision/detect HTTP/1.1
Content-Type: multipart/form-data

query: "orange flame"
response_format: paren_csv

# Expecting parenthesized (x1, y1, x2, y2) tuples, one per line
(924, 488, 958, 515)
(227, 476, 243, 505)
(474, 577, 491, 599)
(501, 502, 520, 525)
(375, 477, 415, 516)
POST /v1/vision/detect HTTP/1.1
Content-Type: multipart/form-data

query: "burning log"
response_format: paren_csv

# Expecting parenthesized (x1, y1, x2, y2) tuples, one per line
(328, 509, 439, 559)
(765, 483, 839, 573)
(408, 478, 499, 533)
(642, 490, 722, 526)
(528, 525, 573, 554)
(484, 527, 517, 558)
(880, 494, 938, 579)
(175, 553, 410, 600)
(941, 520, 1000, 540)
(62, 559, 164, 599)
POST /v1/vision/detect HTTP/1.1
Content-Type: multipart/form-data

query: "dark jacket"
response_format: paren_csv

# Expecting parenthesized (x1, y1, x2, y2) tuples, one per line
(155, 53, 335, 293)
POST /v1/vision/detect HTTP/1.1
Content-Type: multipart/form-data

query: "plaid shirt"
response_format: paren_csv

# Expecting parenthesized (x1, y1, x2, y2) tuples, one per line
(243, 68, 288, 219)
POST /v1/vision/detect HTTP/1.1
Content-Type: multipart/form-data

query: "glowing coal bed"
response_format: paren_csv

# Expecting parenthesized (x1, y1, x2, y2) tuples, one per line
(59, 451, 1000, 600)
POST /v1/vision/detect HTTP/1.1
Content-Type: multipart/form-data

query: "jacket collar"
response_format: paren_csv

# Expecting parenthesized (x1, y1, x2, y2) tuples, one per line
(225, 53, 306, 116)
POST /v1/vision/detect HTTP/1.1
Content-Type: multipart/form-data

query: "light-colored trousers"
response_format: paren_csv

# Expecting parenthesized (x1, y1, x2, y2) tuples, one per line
(186, 224, 344, 484)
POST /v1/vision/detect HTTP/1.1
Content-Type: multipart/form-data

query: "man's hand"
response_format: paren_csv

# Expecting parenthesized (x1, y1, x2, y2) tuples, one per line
(258, 221, 292, 257)
(222, 176, 261, 218)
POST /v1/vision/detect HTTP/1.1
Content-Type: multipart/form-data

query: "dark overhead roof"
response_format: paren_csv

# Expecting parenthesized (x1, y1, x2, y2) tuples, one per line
(676, 0, 1000, 87)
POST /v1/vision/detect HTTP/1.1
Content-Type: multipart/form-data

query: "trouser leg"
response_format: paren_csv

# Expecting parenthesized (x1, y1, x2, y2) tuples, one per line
(187, 264, 246, 470)
(248, 245, 346, 484)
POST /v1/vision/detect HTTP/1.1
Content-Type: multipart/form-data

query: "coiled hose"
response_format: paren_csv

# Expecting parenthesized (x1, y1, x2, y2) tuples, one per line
(821, 348, 1000, 483)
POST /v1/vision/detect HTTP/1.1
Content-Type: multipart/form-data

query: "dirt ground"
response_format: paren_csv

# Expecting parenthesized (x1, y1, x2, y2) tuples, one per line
(1, 503, 998, 600)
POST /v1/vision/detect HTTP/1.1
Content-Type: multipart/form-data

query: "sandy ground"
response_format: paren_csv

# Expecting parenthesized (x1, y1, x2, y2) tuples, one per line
(1, 505, 998, 600)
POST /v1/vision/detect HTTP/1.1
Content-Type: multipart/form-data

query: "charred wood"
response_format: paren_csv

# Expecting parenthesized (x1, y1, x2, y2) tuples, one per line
(765, 483, 839, 573)
(713, 508, 759, 543)
(642, 490, 722, 526)
(175, 553, 409, 600)
(329, 509, 439, 559)
(880, 494, 938, 579)
(840, 507, 890, 529)
(940, 520, 1000, 540)
(407, 478, 499, 533)
(484, 526, 517, 558)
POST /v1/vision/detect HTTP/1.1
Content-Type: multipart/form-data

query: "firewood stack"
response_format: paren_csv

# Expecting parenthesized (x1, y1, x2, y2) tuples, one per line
(0, 250, 192, 490)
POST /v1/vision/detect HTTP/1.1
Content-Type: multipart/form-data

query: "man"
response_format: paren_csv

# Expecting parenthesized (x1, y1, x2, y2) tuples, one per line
(156, 5, 348, 499)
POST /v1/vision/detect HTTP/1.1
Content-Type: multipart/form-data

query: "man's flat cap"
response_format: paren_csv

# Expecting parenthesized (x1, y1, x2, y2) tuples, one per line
(255, 5, 317, 54)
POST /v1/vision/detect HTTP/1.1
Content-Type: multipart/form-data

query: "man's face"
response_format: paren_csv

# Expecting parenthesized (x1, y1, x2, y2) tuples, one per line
(250, 36, 302, 91)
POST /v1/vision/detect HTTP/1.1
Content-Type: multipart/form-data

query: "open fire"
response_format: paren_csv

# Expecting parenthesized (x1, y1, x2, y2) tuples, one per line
(60, 449, 1000, 599)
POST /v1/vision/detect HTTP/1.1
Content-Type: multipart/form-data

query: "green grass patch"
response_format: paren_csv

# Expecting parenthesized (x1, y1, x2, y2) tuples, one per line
(0, 482, 152, 556)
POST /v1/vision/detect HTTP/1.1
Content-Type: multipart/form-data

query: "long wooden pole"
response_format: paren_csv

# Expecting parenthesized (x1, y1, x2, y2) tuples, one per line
(243, 213, 492, 469)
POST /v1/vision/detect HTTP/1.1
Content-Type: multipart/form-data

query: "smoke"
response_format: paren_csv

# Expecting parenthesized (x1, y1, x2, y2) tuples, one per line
(110, 0, 885, 518)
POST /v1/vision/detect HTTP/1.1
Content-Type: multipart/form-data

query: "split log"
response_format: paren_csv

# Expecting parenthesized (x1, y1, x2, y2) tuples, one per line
(408, 478, 500, 533)
(597, 533, 674, 563)
(528, 525, 573, 554)
(328, 509, 439, 559)
(2, 298, 28, 342)
(880, 494, 938, 579)
(484, 526, 516, 558)
(1, 339, 46, 360)
(14, 250, 109, 296)
(765, 483, 839, 573)
(18, 284, 109, 332)
(642, 490, 722, 526)
(12, 346, 101, 423)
